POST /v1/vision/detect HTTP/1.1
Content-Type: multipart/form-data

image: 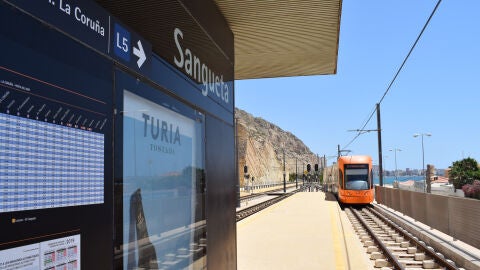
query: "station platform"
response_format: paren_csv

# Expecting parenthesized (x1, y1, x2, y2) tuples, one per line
(237, 191, 372, 270)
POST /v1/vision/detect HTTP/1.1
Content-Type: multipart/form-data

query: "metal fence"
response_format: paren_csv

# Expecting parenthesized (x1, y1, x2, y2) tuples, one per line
(375, 186, 480, 248)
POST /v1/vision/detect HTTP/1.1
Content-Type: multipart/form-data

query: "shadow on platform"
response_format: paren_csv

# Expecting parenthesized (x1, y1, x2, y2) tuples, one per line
(324, 192, 338, 202)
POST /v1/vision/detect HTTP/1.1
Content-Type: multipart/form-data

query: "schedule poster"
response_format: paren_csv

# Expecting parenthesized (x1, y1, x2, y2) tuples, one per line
(0, 234, 80, 270)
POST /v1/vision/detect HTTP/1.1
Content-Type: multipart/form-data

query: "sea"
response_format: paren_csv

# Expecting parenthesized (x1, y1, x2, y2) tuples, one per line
(373, 175, 424, 185)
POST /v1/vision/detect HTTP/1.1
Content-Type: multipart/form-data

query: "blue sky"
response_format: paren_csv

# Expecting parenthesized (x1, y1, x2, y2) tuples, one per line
(235, 0, 480, 170)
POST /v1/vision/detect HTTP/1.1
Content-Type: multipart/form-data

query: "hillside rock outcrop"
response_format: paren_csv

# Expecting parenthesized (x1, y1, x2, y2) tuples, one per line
(236, 108, 320, 186)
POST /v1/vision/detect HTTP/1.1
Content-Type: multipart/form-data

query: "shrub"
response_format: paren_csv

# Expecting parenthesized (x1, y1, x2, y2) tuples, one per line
(449, 158, 480, 189)
(462, 180, 480, 199)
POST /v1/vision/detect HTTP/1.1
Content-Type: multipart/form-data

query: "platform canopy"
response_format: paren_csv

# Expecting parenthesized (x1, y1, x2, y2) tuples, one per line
(215, 0, 342, 79)
(96, 0, 342, 80)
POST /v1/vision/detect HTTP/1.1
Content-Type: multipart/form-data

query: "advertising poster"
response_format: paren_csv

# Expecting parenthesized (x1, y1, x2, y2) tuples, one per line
(122, 90, 204, 269)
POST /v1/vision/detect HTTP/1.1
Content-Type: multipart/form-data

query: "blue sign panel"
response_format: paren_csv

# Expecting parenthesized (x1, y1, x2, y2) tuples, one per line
(5, 0, 110, 53)
(5, 0, 151, 75)
(110, 19, 152, 74)
(113, 23, 131, 62)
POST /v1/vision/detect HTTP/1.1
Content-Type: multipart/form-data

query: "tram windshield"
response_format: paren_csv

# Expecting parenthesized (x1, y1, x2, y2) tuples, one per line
(344, 164, 370, 190)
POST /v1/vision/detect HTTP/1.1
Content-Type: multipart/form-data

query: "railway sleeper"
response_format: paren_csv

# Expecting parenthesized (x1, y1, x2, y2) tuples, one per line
(363, 240, 375, 247)
(359, 236, 371, 242)
(389, 232, 400, 238)
(357, 231, 367, 237)
(392, 252, 415, 260)
(350, 222, 360, 228)
(385, 241, 402, 247)
(388, 246, 408, 253)
(415, 253, 427, 261)
(370, 251, 385, 260)
(395, 237, 405, 243)
(353, 225, 363, 231)
(374, 258, 392, 268)
(378, 236, 395, 242)
(383, 241, 410, 248)
(356, 230, 367, 237)
(407, 247, 417, 254)
(422, 260, 440, 269)
(366, 246, 379, 253)
(399, 259, 424, 267)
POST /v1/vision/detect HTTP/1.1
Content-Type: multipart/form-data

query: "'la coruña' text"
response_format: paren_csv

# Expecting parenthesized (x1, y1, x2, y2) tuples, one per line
(53, 0, 105, 37)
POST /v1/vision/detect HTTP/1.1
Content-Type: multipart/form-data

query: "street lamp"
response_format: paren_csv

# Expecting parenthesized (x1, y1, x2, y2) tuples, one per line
(413, 133, 431, 193)
(389, 148, 402, 181)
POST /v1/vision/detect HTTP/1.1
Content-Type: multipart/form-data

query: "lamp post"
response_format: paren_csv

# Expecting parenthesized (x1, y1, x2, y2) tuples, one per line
(389, 148, 402, 181)
(295, 158, 298, 189)
(413, 133, 431, 193)
(283, 149, 286, 193)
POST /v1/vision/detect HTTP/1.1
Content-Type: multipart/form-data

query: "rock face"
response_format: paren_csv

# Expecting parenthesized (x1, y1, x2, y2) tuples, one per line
(236, 108, 319, 187)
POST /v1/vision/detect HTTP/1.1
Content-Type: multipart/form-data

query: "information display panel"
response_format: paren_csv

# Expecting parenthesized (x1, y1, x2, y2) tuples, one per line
(0, 4, 113, 269)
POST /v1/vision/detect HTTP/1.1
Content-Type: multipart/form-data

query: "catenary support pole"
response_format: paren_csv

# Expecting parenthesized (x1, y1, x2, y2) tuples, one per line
(377, 103, 384, 187)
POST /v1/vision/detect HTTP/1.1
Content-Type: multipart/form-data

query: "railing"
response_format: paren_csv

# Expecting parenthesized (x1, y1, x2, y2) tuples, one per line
(240, 182, 299, 192)
(375, 186, 480, 248)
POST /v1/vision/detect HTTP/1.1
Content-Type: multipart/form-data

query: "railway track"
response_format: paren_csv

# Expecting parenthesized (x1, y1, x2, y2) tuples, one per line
(240, 186, 298, 203)
(345, 205, 460, 270)
(236, 187, 306, 222)
(240, 191, 269, 204)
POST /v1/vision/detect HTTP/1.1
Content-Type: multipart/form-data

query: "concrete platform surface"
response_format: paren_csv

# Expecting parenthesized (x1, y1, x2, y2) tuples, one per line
(237, 192, 372, 270)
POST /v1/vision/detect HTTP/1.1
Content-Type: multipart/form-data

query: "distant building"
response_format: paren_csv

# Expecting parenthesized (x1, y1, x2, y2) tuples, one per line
(444, 168, 451, 179)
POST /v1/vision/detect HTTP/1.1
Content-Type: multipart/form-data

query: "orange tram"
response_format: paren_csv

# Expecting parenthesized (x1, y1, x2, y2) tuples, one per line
(323, 155, 374, 204)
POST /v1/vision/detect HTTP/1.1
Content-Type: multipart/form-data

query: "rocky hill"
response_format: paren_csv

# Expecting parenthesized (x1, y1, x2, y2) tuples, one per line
(236, 108, 320, 186)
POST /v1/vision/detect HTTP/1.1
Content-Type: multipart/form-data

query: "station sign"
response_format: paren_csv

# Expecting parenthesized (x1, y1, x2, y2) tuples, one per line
(5, 0, 151, 75)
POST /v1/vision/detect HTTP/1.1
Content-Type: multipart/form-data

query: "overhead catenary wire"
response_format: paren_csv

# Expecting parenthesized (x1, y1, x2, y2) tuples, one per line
(343, 104, 377, 150)
(341, 0, 443, 151)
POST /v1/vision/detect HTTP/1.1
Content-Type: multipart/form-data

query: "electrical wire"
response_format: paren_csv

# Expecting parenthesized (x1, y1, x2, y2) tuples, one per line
(377, 0, 443, 105)
(341, 0, 442, 151)
(343, 105, 377, 150)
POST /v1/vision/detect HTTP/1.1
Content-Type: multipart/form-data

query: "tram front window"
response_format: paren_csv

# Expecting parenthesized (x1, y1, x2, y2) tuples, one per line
(344, 166, 369, 190)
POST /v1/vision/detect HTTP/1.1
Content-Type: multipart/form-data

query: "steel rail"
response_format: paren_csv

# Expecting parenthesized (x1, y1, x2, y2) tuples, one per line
(369, 206, 458, 270)
(349, 207, 405, 270)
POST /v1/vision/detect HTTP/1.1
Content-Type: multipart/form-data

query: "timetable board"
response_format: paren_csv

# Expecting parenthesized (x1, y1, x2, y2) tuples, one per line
(0, 65, 107, 213)
(0, 3, 114, 269)
(0, 113, 104, 213)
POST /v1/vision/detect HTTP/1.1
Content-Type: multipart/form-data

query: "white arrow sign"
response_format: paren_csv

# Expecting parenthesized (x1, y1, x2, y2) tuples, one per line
(133, 40, 146, 68)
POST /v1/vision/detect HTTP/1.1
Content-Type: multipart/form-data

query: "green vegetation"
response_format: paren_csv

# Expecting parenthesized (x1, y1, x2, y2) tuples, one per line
(449, 157, 480, 190)
(462, 180, 480, 199)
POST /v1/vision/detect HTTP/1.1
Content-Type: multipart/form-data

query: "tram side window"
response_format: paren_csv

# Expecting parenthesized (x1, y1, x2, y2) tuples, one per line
(339, 169, 344, 189)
